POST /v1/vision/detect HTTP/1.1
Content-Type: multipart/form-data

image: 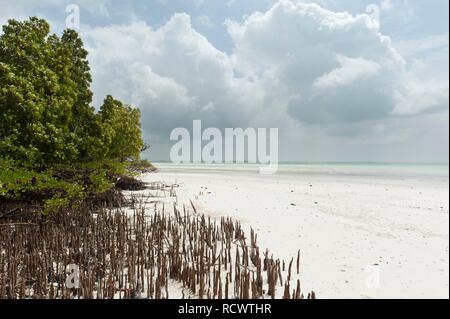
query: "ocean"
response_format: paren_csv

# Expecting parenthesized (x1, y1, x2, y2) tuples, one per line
(152, 162, 449, 180)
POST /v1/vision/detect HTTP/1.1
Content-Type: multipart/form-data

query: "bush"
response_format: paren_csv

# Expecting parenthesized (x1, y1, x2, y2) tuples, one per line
(0, 161, 85, 215)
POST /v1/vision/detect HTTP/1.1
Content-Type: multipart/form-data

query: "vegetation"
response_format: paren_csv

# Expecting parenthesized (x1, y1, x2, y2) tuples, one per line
(0, 17, 153, 217)
(0, 197, 315, 299)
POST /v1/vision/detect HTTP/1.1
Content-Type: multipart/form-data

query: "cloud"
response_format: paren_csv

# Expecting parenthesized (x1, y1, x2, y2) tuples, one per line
(313, 56, 381, 90)
(226, 1, 409, 124)
(228, 1, 447, 123)
(77, 0, 447, 159)
(84, 14, 263, 136)
(393, 78, 449, 116)
(1, 0, 447, 161)
(196, 15, 214, 28)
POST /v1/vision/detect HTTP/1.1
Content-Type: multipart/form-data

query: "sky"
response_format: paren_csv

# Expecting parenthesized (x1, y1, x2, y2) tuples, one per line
(0, 0, 448, 163)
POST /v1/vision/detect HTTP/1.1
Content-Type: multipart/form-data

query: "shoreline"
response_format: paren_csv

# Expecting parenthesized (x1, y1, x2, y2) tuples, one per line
(143, 163, 449, 299)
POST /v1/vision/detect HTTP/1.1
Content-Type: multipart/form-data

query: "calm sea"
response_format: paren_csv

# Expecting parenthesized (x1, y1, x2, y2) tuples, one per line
(152, 162, 449, 180)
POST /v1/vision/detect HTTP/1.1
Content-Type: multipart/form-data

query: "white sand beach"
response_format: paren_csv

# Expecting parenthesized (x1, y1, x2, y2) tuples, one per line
(142, 163, 449, 299)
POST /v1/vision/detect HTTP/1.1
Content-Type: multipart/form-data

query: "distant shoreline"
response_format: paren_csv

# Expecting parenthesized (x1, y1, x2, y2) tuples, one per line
(149, 162, 449, 180)
(150, 161, 450, 166)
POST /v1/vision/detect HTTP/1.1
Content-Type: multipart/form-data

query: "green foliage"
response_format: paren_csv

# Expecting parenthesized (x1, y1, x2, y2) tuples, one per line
(0, 159, 127, 215)
(43, 196, 72, 216)
(99, 96, 144, 162)
(0, 161, 85, 214)
(0, 17, 146, 166)
(0, 18, 78, 164)
(88, 171, 113, 193)
(70, 159, 127, 176)
(61, 29, 106, 161)
(0, 18, 153, 215)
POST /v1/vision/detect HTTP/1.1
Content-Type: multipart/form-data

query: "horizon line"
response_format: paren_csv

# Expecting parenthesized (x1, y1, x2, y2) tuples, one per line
(146, 160, 450, 166)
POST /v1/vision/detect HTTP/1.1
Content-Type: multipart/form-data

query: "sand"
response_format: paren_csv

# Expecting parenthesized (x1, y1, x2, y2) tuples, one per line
(141, 163, 449, 299)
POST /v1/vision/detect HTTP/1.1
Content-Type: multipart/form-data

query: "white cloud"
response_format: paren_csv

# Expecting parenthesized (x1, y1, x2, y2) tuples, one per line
(76, 0, 447, 159)
(84, 13, 263, 135)
(226, 0, 409, 124)
(394, 79, 449, 116)
(314, 56, 381, 90)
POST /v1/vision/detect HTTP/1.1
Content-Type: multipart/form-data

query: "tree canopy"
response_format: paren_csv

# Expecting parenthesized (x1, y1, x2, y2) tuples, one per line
(100, 95, 144, 162)
(0, 17, 145, 165)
